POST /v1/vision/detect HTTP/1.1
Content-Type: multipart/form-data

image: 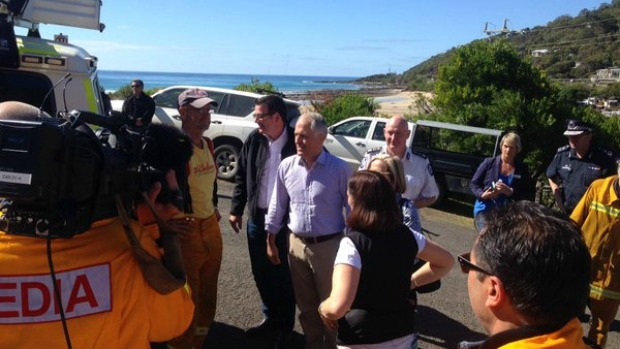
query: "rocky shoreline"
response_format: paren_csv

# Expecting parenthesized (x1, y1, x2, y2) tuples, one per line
(284, 86, 402, 101)
(281, 86, 433, 117)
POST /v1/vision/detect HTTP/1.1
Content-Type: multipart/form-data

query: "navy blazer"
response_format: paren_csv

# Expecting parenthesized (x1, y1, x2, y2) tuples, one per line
(470, 156, 534, 202)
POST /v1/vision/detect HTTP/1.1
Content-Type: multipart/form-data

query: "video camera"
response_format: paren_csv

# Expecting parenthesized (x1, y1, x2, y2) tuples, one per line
(0, 109, 192, 238)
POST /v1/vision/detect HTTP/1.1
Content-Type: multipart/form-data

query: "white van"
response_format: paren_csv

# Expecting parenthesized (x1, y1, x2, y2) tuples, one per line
(0, 0, 107, 116)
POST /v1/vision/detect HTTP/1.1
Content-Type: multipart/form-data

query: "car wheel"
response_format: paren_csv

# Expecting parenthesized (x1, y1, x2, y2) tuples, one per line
(214, 144, 240, 180)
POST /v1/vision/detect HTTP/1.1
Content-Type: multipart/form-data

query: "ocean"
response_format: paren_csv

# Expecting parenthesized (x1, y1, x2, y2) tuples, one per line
(98, 70, 363, 94)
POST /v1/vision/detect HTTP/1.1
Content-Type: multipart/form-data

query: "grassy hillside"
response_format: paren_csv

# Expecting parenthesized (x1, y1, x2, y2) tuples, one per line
(360, 1, 620, 91)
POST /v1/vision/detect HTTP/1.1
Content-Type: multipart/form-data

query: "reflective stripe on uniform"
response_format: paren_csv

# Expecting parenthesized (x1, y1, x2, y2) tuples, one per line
(590, 201, 620, 218)
(591, 284, 620, 300)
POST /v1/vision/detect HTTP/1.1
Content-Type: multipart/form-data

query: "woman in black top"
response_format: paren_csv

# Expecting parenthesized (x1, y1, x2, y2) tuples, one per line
(318, 171, 454, 349)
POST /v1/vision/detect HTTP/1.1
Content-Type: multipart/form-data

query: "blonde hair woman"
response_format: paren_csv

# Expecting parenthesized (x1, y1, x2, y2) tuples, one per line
(470, 132, 533, 232)
(368, 154, 421, 232)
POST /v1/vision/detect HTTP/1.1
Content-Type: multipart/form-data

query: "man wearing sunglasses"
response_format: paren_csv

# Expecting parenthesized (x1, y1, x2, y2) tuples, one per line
(459, 201, 593, 349)
(121, 79, 156, 131)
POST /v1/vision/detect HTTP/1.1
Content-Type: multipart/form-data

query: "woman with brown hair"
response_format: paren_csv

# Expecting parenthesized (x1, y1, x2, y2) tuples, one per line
(318, 171, 454, 349)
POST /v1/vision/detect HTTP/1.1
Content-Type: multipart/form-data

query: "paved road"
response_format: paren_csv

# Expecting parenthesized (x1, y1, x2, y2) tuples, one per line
(201, 180, 619, 349)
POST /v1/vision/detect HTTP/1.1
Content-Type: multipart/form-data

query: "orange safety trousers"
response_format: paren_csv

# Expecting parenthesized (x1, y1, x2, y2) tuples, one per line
(170, 214, 222, 349)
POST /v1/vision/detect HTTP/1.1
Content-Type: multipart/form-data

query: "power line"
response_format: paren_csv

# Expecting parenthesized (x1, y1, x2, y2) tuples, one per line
(528, 32, 620, 49)
(525, 17, 617, 33)
(483, 17, 618, 38)
(483, 16, 620, 53)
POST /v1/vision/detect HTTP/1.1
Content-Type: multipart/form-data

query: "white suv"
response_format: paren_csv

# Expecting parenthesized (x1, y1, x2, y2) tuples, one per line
(113, 85, 301, 180)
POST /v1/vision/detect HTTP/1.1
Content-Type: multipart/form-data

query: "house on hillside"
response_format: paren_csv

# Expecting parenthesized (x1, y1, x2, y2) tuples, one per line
(531, 49, 549, 57)
(592, 67, 620, 83)
(604, 99, 618, 109)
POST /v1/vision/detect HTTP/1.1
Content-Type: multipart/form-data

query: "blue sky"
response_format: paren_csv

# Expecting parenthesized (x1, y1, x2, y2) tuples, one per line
(15, 0, 607, 77)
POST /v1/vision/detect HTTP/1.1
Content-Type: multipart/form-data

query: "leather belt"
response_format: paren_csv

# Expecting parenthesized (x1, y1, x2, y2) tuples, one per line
(295, 232, 342, 244)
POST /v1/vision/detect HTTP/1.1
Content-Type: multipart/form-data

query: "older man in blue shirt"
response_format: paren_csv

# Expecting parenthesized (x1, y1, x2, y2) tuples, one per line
(266, 112, 352, 349)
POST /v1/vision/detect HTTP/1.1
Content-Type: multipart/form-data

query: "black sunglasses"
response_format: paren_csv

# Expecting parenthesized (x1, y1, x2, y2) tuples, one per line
(131, 85, 142, 88)
(458, 252, 492, 275)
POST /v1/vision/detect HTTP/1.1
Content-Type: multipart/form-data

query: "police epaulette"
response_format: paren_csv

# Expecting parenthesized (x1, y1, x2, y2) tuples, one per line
(556, 145, 570, 153)
(411, 150, 428, 159)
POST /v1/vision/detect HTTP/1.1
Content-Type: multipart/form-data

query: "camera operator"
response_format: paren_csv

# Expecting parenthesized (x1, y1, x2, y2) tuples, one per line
(0, 101, 194, 349)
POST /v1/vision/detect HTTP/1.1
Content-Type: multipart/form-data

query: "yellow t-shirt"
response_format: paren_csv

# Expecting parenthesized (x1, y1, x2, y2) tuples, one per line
(187, 139, 217, 218)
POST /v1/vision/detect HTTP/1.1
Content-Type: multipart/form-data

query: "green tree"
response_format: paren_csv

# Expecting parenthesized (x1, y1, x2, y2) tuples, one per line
(311, 94, 377, 126)
(557, 84, 591, 104)
(407, 77, 435, 92)
(600, 82, 620, 98)
(431, 39, 572, 180)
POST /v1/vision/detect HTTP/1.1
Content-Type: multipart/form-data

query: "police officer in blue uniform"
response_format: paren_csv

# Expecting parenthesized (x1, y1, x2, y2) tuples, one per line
(546, 119, 616, 214)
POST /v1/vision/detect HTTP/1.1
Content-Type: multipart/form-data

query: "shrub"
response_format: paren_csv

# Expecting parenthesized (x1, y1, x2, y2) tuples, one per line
(311, 93, 377, 125)
(108, 84, 161, 99)
(234, 78, 279, 94)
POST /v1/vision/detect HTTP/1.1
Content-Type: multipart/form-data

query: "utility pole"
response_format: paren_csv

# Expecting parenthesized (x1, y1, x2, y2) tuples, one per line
(483, 18, 511, 36)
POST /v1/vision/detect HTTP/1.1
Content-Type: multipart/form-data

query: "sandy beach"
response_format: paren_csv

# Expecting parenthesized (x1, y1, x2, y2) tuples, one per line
(290, 88, 435, 118)
(375, 90, 434, 117)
